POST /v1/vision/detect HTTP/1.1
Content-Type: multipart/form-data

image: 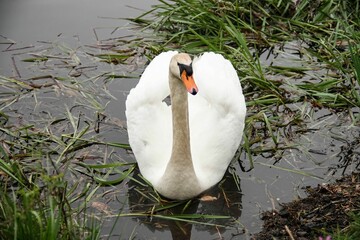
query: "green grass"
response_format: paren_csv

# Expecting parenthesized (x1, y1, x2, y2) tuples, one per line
(0, 105, 120, 239)
(130, 0, 360, 104)
(324, 212, 360, 240)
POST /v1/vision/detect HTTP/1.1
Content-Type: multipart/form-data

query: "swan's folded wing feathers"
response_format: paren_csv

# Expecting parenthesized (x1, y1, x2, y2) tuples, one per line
(193, 52, 244, 114)
(189, 52, 246, 188)
(133, 51, 178, 103)
(125, 51, 177, 184)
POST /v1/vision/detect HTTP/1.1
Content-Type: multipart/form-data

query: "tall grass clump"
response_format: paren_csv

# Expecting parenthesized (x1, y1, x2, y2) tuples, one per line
(324, 212, 360, 240)
(1, 181, 63, 239)
(0, 126, 102, 240)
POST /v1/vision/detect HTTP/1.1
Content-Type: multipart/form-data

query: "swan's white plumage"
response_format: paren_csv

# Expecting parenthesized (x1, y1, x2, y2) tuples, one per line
(126, 51, 246, 196)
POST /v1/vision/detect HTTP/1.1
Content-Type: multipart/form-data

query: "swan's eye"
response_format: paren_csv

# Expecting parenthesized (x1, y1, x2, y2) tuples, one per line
(177, 62, 193, 77)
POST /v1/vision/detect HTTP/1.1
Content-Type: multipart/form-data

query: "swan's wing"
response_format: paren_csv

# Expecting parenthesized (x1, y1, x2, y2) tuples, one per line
(189, 52, 246, 188)
(125, 51, 178, 184)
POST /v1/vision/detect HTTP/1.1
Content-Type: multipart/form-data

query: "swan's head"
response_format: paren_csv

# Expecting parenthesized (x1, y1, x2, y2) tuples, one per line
(170, 53, 198, 95)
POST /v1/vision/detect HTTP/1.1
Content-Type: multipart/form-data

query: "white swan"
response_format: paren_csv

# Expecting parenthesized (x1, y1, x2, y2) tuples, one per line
(126, 51, 246, 200)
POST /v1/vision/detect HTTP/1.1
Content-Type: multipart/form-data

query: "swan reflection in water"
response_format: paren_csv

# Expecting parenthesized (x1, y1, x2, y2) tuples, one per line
(127, 167, 243, 240)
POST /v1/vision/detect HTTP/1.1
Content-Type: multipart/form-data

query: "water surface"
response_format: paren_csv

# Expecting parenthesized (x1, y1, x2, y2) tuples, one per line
(1, 1, 358, 239)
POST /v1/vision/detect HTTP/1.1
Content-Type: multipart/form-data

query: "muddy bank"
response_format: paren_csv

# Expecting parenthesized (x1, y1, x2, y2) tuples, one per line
(253, 172, 360, 239)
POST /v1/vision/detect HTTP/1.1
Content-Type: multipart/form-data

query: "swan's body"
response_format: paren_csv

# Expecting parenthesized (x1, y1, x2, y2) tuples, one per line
(126, 51, 246, 200)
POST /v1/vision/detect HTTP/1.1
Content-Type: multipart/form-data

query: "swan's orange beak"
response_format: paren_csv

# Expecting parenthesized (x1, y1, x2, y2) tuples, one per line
(181, 70, 198, 95)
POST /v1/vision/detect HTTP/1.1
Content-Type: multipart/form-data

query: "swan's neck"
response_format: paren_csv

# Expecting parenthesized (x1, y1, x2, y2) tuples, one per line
(169, 74, 192, 166)
(156, 73, 201, 200)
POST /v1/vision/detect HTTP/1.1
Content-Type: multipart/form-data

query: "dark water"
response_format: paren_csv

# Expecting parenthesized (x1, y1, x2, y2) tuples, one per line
(1, 1, 359, 239)
(0, 0, 154, 76)
(0, 0, 153, 43)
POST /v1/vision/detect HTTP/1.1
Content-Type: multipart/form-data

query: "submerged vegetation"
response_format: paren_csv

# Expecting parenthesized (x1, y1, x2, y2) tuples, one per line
(1, 0, 360, 239)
